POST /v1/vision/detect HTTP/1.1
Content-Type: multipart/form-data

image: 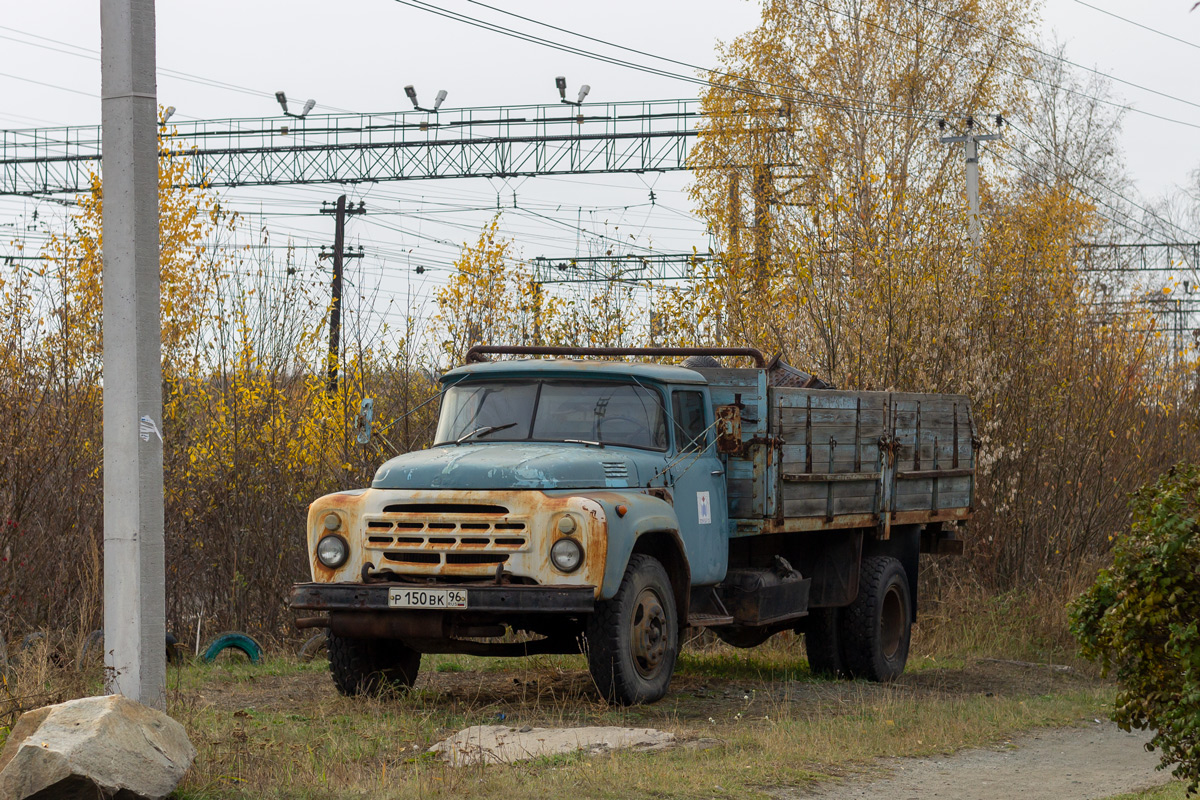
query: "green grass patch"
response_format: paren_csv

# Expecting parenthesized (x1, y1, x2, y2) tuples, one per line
(1102, 782, 1189, 800)
(166, 653, 1113, 800)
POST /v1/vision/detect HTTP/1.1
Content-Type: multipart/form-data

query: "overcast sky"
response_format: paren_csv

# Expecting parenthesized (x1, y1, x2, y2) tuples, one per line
(2, 0, 1197, 328)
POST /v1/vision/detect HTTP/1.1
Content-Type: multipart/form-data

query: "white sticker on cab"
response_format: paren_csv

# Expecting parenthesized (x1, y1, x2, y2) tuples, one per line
(697, 491, 711, 524)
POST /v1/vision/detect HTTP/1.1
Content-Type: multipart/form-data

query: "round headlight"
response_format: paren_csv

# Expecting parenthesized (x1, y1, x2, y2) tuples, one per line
(316, 534, 349, 568)
(557, 515, 577, 535)
(550, 537, 583, 573)
(324, 513, 341, 531)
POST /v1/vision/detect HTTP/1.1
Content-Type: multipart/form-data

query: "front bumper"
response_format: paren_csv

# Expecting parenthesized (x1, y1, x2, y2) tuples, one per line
(289, 582, 596, 614)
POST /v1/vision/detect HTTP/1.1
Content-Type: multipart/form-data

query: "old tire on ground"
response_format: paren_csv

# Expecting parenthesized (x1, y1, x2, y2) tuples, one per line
(838, 556, 911, 682)
(326, 631, 420, 696)
(803, 607, 846, 677)
(78, 629, 105, 666)
(165, 632, 184, 665)
(586, 553, 679, 706)
(202, 631, 264, 664)
(299, 631, 329, 662)
(713, 625, 774, 649)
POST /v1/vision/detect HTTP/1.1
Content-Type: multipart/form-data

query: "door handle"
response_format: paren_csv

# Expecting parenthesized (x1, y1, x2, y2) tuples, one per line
(711, 469, 724, 476)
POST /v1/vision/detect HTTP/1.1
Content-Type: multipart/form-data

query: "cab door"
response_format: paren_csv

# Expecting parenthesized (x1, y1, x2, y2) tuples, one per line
(667, 387, 729, 585)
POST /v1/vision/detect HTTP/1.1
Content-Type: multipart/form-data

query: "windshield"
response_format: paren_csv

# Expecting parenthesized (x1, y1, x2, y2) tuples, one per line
(435, 379, 668, 450)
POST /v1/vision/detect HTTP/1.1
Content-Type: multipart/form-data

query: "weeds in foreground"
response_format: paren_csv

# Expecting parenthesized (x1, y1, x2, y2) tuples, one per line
(1, 578, 1114, 798)
(167, 658, 1110, 800)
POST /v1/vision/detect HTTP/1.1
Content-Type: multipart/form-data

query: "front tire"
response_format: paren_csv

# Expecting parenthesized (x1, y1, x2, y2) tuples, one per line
(586, 554, 678, 705)
(838, 556, 912, 682)
(327, 631, 421, 696)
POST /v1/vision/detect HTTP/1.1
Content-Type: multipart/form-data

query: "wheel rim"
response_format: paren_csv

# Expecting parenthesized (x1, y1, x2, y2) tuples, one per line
(880, 583, 905, 660)
(630, 586, 669, 678)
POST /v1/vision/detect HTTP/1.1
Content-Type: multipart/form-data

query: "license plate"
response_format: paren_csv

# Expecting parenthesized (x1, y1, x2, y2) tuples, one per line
(387, 587, 468, 609)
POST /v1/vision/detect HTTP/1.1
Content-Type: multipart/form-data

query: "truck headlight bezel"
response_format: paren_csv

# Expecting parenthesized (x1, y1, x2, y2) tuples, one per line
(316, 534, 350, 568)
(550, 537, 584, 573)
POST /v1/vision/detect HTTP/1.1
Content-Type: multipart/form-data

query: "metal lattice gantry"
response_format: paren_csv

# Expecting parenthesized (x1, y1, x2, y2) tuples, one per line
(531, 252, 712, 285)
(1077, 241, 1200, 275)
(0, 99, 700, 196)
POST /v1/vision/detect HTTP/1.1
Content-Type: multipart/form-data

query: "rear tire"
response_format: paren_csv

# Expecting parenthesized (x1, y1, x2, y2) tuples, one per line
(327, 631, 421, 696)
(586, 554, 678, 705)
(803, 607, 846, 677)
(838, 556, 911, 682)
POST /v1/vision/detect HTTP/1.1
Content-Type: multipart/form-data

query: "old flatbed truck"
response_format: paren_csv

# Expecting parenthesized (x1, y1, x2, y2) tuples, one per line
(289, 346, 973, 705)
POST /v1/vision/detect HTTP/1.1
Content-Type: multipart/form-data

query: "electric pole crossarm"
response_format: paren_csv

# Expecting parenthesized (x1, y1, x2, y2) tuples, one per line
(0, 99, 700, 195)
(940, 127, 1003, 245)
(937, 133, 1003, 144)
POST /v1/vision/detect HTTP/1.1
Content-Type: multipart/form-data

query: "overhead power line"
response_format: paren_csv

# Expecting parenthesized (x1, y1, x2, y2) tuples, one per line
(389, 0, 941, 121)
(800, 0, 1200, 133)
(0, 69, 96, 99)
(987, 142, 1193, 260)
(0, 24, 354, 114)
(1005, 120, 1198, 242)
(902, 0, 1200, 115)
(983, 141, 1161, 243)
(1071, 1, 1200, 53)
(460, 0, 945, 121)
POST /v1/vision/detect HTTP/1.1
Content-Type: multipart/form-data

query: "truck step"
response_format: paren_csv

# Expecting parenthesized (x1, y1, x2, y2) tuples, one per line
(687, 613, 735, 627)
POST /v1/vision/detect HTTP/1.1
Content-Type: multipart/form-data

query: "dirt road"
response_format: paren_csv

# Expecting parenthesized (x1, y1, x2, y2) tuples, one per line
(794, 721, 1170, 800)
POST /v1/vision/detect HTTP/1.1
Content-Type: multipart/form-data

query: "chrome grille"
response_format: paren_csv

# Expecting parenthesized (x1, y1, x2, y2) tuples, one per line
(363, 505, 529, 568)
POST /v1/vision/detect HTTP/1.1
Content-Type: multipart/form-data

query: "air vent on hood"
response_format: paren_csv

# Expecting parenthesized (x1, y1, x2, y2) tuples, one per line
(602, 461, 628, 478)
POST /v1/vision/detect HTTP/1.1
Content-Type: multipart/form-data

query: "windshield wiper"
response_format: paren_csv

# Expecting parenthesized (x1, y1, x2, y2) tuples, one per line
(454, 421, 517, 444)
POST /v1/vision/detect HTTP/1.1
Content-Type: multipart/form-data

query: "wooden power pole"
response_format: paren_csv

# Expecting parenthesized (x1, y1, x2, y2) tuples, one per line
(320, 195, 364, 394)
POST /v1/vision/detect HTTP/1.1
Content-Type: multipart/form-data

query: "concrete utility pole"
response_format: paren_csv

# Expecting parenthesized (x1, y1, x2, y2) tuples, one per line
(101, 0, 165, 708)
(320, 196, 365, 394)
(939, 118, 1003, 245)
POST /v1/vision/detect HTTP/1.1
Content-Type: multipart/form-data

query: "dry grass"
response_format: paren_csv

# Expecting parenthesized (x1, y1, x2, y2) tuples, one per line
(914, 567, 1102, 667)
(162, 640, 1112, 800)
(1, 578, 1116, 798)
(1, 629, 107, 740)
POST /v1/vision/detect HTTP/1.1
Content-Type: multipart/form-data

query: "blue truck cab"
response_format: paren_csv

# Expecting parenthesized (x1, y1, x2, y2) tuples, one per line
(289, 346, 973, 705)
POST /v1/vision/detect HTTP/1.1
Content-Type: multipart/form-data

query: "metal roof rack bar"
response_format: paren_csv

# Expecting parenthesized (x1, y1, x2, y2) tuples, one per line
(463, 345, 767, 368)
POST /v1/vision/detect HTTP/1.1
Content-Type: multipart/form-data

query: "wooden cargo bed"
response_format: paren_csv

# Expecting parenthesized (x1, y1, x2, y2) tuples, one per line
(699, 368, 976, 537)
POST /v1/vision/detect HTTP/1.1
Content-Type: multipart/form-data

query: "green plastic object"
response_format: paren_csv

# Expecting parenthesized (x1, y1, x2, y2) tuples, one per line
(202, 631, 263, 664)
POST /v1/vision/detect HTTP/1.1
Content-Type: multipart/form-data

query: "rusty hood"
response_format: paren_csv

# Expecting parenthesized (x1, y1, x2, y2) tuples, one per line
(370, 443, 644, 490)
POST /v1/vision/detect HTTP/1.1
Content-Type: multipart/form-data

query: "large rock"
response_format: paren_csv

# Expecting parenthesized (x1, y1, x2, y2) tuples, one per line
(430, 724, 676, 766)
(0, 694, 196, 800)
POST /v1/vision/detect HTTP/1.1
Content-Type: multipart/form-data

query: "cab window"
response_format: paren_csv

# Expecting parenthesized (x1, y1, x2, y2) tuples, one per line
(672, 390, 708, 453)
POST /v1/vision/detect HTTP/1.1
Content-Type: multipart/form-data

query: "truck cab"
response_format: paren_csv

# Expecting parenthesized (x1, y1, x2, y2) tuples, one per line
(290, 346, 972, 705)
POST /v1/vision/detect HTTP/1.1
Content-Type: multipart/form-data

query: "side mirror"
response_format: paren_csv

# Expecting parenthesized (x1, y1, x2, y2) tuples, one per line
(714, 405, 743, 455)
(355, 398, 374, 445)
